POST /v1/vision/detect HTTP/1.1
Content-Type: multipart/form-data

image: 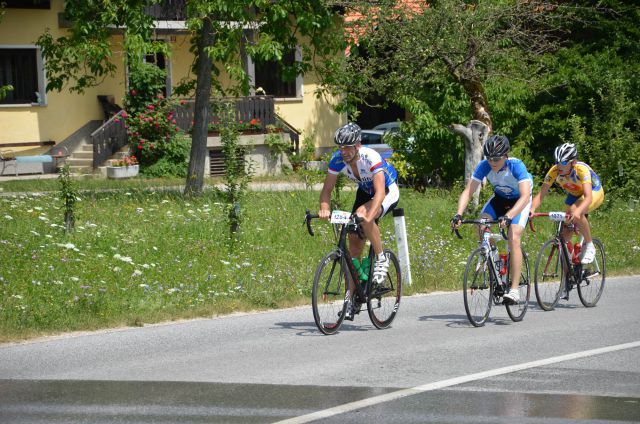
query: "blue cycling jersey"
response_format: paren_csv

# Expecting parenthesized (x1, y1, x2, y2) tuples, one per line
(328, 146, 398, 195)
(472, 157, 533, 200)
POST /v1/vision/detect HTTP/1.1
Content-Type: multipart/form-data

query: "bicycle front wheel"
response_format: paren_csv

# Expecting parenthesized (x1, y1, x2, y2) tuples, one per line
(463, 248, 493, 327)
(367, 249, 402, 329)
(505, 252, 531, 322)
(577, 239, 606, 307)
(534, 239, 564, 311)
(312, 252, 348, 335)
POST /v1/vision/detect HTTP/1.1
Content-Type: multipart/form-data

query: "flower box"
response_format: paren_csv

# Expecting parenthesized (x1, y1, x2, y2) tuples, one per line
(107, 164, 139, 179)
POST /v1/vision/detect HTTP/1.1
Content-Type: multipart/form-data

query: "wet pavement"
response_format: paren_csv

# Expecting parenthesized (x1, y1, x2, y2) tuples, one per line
(1, 378, 638, 423)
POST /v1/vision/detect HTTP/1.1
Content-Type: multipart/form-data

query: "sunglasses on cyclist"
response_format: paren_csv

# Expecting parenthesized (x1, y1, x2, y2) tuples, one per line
(486, 156, 504, 162)
(557, 160, 571, 166)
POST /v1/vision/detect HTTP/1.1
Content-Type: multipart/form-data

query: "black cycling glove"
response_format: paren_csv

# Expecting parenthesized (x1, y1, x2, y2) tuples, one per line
(498, 215, 512, 227)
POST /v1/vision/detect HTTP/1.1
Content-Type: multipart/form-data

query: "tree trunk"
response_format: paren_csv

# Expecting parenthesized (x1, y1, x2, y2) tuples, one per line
(184, 16, 215, 197)
(450, 120, 489, 206)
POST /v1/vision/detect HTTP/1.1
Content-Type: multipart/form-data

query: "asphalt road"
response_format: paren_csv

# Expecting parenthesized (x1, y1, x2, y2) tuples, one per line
(1, 275, 639, 423)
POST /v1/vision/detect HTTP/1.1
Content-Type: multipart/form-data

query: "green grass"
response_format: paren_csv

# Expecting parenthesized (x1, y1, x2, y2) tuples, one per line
(1, 179, 638, 342)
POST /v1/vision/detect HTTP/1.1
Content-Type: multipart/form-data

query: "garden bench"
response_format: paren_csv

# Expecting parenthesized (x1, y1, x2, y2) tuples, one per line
(0, 147, 68, 176)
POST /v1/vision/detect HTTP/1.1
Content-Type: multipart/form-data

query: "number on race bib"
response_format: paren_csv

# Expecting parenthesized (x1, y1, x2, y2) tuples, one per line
(548, 211, 566, 222)
(330, 210, 351, 224)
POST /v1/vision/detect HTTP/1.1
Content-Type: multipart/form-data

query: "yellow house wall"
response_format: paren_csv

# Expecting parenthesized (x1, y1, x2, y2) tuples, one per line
(0, 0, 126, 151)
(1, 1, 342, 156)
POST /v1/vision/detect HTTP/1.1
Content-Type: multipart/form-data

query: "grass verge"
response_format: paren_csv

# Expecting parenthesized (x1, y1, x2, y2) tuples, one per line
(1, 180, 638, 342)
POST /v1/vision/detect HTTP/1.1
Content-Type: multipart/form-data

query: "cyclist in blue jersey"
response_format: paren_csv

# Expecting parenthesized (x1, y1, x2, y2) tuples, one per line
(319, 123, 399, 317)
(451, 135, 533, 305)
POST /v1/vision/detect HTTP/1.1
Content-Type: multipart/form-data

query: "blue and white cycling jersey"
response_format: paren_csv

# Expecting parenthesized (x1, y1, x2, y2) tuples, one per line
(472, 157, 533, 200)
(328, 146, 398, 195)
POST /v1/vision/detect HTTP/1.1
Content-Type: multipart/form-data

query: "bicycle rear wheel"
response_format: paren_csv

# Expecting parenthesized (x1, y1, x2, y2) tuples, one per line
(534, 239, 563, 311)
(312, 252, 348, 335)
(463, 248, 493, 327)
(505, 252, 531, 322)
(367, 249, 402, 329)
(577, 238, 606, 307)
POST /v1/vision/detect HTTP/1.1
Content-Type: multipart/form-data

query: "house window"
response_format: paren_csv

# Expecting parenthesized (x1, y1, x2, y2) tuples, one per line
(3, 0, 51, 9)
(144, 50, 171, 97)
(0, 47, 45, 105)
(251, 48, 303, 99)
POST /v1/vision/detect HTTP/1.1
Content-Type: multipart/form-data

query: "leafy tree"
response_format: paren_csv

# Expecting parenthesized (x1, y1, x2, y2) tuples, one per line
(320, 1, 569, 187)
(36, 1, 341, 195)
(519, 0, 640, 201)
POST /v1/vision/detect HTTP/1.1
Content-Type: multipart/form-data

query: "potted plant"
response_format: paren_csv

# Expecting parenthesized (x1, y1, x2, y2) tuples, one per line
(106, 155, 139, 179)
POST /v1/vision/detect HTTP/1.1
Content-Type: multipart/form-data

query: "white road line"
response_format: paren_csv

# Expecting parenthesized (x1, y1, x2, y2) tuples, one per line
(275, 340, 640, 424)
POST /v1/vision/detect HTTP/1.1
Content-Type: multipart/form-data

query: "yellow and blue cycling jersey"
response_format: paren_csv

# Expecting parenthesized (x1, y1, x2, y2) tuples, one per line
(543, 162, 604, 210)
(543, 162, 602, 197)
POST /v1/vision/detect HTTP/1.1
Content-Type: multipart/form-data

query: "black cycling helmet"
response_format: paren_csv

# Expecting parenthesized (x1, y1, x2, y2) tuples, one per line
(554, 143, 577, 163)
(483, 135, 510, 158)
(334, 123, 361, 146)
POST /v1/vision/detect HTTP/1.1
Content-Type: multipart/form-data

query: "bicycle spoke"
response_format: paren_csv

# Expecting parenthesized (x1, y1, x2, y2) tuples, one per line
(505, 252, 531, 322)
(577, 239, 606, 307)
(463, 248, 492, 327)
(535, 240, 563, 311)
(312, 252, 348, 334)
(367, 250, 402, 329)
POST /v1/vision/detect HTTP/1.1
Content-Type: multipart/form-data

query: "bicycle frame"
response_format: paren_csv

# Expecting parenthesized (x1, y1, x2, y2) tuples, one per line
(531, 213, 581, 292)
(305, 210, 374, 302)
(455, 219, 509, 289)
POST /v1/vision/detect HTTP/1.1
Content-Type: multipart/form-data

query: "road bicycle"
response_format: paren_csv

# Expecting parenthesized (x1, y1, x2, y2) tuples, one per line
(530, 212, 606, 310)
(453, 219, 531, 327)
(305, 209, 402, 335)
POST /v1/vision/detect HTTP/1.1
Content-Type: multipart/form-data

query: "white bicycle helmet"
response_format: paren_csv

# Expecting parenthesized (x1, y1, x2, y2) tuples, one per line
(334, 123, 361, 146)
(554, 143, 577, 163)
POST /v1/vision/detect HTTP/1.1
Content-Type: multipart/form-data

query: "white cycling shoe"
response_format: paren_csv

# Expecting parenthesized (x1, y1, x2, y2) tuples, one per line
(372, 255, 390, 284)
(581, 243, 596, 264)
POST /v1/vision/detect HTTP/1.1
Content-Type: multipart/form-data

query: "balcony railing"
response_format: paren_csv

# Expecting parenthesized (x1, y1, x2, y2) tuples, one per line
(90, 95, 295, 168)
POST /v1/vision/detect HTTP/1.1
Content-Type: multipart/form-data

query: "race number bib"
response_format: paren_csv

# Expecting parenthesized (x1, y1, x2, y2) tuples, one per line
(330, 210, 351, 224)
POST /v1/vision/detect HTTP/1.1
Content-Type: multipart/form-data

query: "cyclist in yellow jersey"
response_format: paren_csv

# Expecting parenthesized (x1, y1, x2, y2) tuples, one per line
(531, 143, 604, 264)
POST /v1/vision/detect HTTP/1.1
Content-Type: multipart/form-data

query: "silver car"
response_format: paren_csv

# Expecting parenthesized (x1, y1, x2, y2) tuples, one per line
(360, 129, 393, 160)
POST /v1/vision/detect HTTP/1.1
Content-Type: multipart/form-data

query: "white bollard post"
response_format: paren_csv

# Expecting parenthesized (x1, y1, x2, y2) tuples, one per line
(392, 208, 412, 286)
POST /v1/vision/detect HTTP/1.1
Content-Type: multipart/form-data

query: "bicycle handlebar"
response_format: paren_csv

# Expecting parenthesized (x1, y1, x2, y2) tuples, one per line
(528, 211, 569, 233)
(453, 219, 508, 240)
(304, 209, 366, 239)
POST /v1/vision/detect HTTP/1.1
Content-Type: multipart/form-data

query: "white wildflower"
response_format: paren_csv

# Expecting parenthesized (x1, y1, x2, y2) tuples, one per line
(138, 283, 148, 288)
(70, 277, 80, 282)
(132, 270, 143, 277)
(136, 208, 144, 213)
(4, 215, 13, 220)
(112, 266, 122, 272)
(220, 260, 230, 265)
(113, 253, 134, 264)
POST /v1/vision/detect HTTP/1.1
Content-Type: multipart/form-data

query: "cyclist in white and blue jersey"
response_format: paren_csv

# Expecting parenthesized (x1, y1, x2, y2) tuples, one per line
(319, 123, 399, 317)
(451, 135, 533, 305)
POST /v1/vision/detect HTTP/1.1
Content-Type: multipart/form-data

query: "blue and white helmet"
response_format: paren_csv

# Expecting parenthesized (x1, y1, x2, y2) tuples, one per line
(334, 123, 361, 146)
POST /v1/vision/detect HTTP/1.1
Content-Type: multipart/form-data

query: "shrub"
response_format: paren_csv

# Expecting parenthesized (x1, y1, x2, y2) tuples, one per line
(125, 95, 189, 177)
